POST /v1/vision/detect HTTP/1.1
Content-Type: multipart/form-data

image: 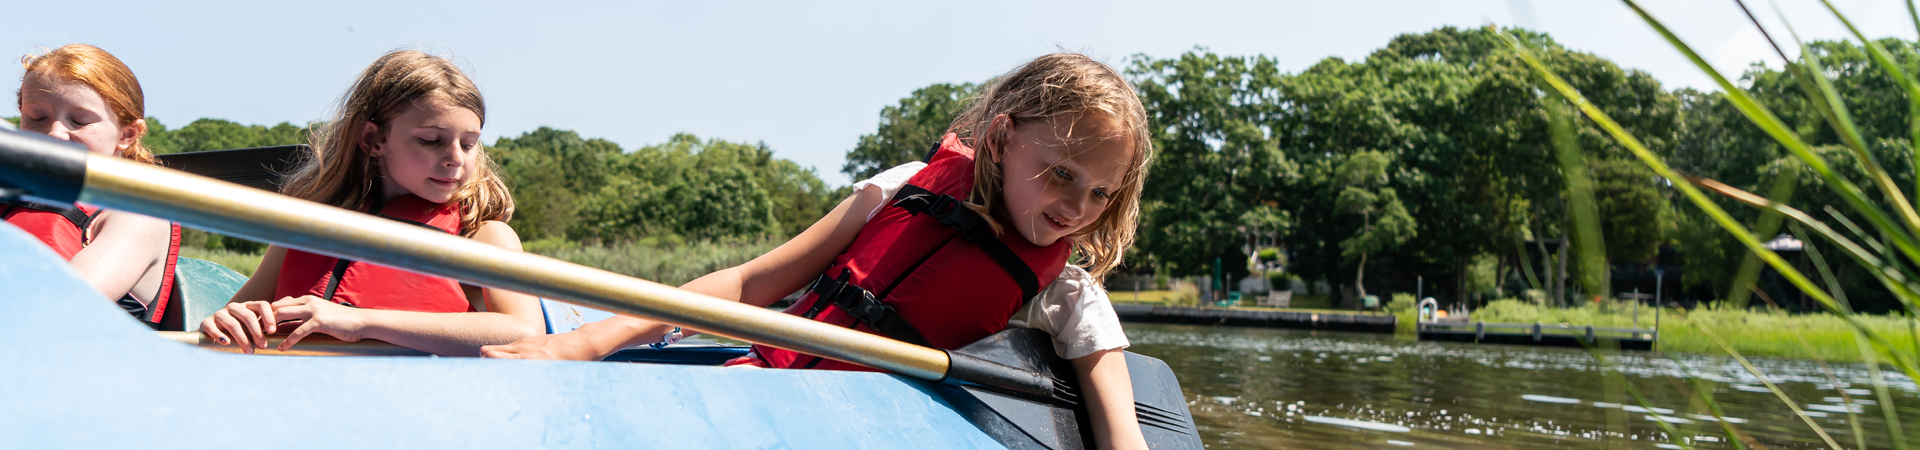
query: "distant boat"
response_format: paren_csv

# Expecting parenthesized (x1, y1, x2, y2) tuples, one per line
(0, 134, 1204, 449)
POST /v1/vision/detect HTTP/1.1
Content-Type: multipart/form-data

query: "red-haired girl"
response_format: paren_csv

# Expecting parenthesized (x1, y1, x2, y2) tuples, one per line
(12, 44, 180, 328)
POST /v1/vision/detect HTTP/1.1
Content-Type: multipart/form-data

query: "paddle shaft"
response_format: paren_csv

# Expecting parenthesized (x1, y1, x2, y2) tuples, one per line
(0, 131, 983, 383)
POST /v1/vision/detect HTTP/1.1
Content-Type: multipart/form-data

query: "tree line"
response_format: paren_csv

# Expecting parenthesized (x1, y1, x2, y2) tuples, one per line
(13, 26, 1908, 312)
(847, 27, 1911, 312)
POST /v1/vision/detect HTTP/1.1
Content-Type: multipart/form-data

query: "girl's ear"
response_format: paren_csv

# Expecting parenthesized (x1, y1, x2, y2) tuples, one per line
(116, 118, 147, 153)
(986, 114, 1013, 164)
(359, 121, 383, 156)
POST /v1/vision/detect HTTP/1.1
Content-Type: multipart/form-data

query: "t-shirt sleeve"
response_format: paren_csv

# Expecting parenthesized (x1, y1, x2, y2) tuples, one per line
(849, 161, 927, 222)
(1009, 265, 1129, 359)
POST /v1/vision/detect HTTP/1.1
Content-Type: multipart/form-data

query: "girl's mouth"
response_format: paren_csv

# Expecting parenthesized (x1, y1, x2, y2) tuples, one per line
(1043, 211, 1072, 231)
(429, 177, 459, 187)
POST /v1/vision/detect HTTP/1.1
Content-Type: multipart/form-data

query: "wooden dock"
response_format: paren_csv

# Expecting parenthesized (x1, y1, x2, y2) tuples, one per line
(1112, 304, 1398, 333)
(1416, 321, 1657, 350)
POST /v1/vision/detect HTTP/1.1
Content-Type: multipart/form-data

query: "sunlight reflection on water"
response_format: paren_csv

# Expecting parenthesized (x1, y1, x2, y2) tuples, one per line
(1123, 322, 1920, 449)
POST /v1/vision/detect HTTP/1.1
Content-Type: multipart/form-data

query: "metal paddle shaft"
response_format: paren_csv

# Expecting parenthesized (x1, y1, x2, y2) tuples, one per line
(0, 129, 1052, 398)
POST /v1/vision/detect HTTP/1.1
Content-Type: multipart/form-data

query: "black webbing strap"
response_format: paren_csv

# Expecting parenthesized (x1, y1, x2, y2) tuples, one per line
(920, 140, 942, 163)
(805, 272, 933, 348)
(3, 199, 95, 234)
(318, 197, 447, 306)
(890, 184, 1043, 302)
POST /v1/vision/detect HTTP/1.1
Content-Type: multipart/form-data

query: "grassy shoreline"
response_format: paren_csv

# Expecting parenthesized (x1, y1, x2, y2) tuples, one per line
(1113, 293, 1915, 363)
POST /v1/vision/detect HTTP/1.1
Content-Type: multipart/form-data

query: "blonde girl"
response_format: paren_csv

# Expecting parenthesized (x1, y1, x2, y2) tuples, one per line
(486, 53, 1153, 450)
(201, 50, 543, 356)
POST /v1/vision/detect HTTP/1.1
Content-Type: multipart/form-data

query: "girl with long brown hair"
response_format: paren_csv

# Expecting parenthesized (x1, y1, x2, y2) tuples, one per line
(200, 50, 543, 356)
(485, 53, 1154, 449)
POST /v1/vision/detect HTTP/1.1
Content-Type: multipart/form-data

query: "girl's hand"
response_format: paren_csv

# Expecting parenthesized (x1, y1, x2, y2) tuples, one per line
(270, 296, 370, 351)
(479, 332, 601, 361)
(200, 300, 277, 354)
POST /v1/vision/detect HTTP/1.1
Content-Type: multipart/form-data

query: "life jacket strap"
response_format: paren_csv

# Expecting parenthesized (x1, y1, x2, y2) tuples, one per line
(806, 272, 933, 348)
(3, 198, 98, 238)
(318, 196, 447, 307)
(890, 184, 1043, 302)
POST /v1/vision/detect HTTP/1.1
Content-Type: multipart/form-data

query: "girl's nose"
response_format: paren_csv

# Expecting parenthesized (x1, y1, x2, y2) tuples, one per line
(45, 121, 73, 141)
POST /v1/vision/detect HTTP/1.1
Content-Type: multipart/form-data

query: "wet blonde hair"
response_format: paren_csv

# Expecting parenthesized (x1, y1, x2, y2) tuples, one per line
(281, 50, 512, 237)
(948, 53, 1153, 282)
(17, 44, 158, 164)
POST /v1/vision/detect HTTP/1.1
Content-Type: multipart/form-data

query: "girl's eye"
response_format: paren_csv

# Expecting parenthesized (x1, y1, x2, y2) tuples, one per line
(1093, 188, 1111, 201)
(1052, 167, 1073, 182)
(417, 137, 440, 145)
(460, 142, 476, 151)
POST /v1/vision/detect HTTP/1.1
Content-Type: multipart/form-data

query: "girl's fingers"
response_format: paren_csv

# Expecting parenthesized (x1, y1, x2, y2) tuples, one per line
(211, 312, 252, 354)
(247, 301, 278, 335)
(478, 345, 517, 359)
(279, 320, 323, 352)
(199, 317, 231, 346)
(227, 304, 267, 349)
(273, 304, 313, 322)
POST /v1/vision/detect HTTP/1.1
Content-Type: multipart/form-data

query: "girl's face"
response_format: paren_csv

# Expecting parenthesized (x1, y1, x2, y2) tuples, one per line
(991, 112, 1135, 247)
(364, 98, 482, 204)
(17, 75, 144, 157)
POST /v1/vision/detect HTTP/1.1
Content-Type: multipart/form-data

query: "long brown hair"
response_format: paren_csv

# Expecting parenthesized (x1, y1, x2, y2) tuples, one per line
(18, 44, 158, 164)
(281, 50, 512, 237)
(948, 53, 1154, 282)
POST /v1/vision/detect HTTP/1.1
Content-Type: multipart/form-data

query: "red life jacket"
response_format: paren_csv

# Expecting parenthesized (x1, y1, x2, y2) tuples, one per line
(275, 194, 475, 313)
(750, 134, 1073, 373)
(3, 200, 181, 327)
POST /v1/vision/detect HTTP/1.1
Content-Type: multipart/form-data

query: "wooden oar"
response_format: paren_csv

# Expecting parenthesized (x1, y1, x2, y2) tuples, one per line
(0, 129, 1050, 399)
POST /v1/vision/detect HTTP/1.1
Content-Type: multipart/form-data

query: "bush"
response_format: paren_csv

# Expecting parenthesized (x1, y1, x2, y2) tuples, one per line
(531, 238, 778, 286)
(179, 246, 264, 277)
(1387, 293, 1416, 313)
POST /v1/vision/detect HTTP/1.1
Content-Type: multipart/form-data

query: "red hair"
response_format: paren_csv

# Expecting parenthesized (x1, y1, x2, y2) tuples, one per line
(18, 44, 156, 164)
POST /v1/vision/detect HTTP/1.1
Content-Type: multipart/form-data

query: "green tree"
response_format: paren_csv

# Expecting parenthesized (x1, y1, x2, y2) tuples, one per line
(143, 118, 309, 155)
(1128, 50, 1295, 281)
(1590, 158, 1671, 264)
(490, 127, 624, 241)
(843, 83, 976, 180)
(1333, 151, 1415, 299)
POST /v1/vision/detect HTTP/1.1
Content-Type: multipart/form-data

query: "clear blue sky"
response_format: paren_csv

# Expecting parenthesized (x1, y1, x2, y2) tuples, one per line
(7, 0, 1914, 186)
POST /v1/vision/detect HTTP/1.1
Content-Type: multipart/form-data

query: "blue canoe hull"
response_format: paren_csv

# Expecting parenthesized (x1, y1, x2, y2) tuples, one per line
(0, 224, 1013, 449)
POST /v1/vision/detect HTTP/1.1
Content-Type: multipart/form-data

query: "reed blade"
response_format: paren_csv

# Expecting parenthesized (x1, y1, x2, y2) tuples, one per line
(1670, 307, 1844, 450)
(1544, 93, 1608, 301)
(1726, 173, 1797, 309)
(1617, 0, 1920, 269)
(1819, 0, 1920, 206)
(1497, 20, 1920, 382)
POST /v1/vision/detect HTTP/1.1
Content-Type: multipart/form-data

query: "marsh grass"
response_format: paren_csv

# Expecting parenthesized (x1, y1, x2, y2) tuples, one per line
(178, 246, 264, 277)
(528, 239, 778, 286)
(1475, 299, 1919, 362)
(1497, 0, 1920, 444)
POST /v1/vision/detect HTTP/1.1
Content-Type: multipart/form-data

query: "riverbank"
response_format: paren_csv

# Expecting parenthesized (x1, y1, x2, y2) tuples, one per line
(1463, 299, 1918, 363)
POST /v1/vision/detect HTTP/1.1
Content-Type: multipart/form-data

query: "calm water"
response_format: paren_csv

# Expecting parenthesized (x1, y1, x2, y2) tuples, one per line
(1122, 322, 1920, 449)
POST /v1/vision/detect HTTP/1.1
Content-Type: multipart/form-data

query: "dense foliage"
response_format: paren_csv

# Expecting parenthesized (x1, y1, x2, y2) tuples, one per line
(16, 27, 1920, 312)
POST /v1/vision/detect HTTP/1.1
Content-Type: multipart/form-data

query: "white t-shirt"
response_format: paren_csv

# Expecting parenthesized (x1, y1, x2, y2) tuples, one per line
(853, 162, 1129, 359)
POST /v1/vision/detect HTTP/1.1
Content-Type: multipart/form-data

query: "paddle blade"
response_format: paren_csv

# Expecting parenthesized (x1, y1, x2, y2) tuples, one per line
(939, 328, 1203, 450)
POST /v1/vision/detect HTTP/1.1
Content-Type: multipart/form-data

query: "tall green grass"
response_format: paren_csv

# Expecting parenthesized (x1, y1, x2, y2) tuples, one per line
(178, 246, 264, 277)
(1473, 299, 1919, 362)
(526, 238, 777, 286)
(1499, 0, 1920, 445)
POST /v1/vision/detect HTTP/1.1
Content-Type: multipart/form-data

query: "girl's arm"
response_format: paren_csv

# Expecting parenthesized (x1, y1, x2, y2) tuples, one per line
(67, 209, 169, 301)
(1073, 349, 1148, 450)
(482, 187, 885, 360)
(272, 221, 544, 356)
